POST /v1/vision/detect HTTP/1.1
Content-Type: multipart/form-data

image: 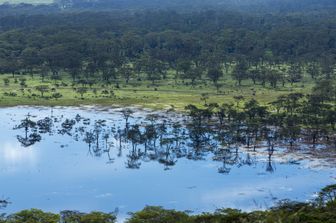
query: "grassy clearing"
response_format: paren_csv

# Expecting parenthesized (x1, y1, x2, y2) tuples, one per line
(0, 73, 314, 110)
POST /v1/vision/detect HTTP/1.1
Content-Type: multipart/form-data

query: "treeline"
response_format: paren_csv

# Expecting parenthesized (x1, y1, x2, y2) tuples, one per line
(1, 184, 336, 223)
(184, 79, 336, 149)
(0, 10, 335, 87)
(53, 0, 336, 12)
(1, 0, 336, 13)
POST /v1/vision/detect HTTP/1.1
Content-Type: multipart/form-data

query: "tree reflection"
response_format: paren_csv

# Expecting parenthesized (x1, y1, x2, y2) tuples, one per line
(13, 108, 323, 175)
(14, 114, 41, 147)
(0, 199, 10, 209)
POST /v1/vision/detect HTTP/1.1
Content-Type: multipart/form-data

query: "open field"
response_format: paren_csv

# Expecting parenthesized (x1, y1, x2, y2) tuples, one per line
(0, 72, 314, 110)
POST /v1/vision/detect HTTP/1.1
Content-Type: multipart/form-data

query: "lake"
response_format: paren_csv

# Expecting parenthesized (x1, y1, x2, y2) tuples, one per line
(0, 106, 335, 221)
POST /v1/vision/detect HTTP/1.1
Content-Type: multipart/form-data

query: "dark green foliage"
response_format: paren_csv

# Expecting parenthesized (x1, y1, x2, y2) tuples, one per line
(76, 87, 87, 99)
(0, 185, 335, 223)
(0, 8, 335, 89)
(1, 210, 116, 223)
(79, 212, 116, 223)
(181, 78, 336, 148)
(126, 206, 190, 223)
(35, 85, 49, 97)
(125, 189, 336, 223)
(318, 185, 336, 207)
(6, 209, 59, 223)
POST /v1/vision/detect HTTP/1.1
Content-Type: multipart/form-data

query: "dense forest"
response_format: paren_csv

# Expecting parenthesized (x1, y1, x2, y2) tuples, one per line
(0, 0, 335, 88)
(2, 0, 336, 13)
(0, 9, 335, 85)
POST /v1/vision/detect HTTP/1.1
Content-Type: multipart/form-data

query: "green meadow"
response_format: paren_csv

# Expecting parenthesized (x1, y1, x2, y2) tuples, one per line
(0, 71, 314, 110)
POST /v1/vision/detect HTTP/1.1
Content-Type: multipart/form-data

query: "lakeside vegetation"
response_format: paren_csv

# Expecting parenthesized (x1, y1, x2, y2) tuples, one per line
(1, 184, 336, 223)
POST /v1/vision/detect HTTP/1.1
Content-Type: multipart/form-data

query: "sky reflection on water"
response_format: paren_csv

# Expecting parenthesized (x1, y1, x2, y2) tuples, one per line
(0, 106, 335, 219)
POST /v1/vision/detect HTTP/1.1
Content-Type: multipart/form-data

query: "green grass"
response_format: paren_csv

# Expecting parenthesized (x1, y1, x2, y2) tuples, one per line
(0, 73, 314, 110)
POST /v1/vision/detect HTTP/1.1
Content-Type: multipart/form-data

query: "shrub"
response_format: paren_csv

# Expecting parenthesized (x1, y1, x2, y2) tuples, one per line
(3, 92, 17, 97)
(3, 78, 10, 86)
(52, 92, 63, 99)
(126, 206, 190, 223)
(7, 209, 59, 223)
(80, 212, 116, 223)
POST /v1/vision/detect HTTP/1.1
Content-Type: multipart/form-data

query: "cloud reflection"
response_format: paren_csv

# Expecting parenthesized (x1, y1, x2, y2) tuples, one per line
(0, 141, 38, 171)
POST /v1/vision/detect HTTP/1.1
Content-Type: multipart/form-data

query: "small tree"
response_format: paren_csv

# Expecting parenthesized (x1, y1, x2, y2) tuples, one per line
(232, 60, 248, 86)
(200, 93, 209, 106)
(35, 85, 49, 97)
(207, 68, 223, 88)
(233, 95, 245, 108)
(19, 78, 26, 89)
(52, 92, 63, 100)
(77, 87, 88, 99)
(7, 209, 59, 223)
(3, 78, 10, 86)
(109, 90, 115, 98)
(317, 184, 336, 207)
(80, 212, 116, 223)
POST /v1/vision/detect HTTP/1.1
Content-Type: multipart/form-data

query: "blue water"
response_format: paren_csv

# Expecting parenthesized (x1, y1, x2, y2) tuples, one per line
(0, 106, 335, 220)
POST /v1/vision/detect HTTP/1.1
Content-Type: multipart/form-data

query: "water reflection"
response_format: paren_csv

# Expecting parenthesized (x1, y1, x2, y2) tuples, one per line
(0, 107, 335, 217)
(0, 199, 9, 209)
(10, 108, 332, 174)
(12, 111, 258, 173)
(0, 142, 37, 167)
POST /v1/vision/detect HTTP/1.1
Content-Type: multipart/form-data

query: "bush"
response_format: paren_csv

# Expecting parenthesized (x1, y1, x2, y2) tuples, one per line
(318, 184, 336, 207)
(126, 206, 190, 223)
(7, 209, 59, 223)
(52, 92, 63, 99)
(3, 92, 17, 97)
(0, 185, 336, 223)
(3, 78, 10, 86)
(80, 212, 116, 223)
(101, 90, 109, 95)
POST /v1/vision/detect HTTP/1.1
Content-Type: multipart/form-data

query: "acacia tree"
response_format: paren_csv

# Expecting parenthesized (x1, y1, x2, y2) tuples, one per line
(180, 65, 203, 87)
(101, 65, 117, 84)
(144, 57, 165, 85)
(3, 78, 9, 86)
(76, 87, 88, 99)
(233, 95, 245, 108)
(36, 85, 49, 97)
(207, 67, 223, 91)
(318, 184, 336, 207)
(307, 62, 320, 80)
(120, 64, 133, 84)
(200, 93, 209, 106)
(232, 60, 248, 86)
(288, 63, 303, 85)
